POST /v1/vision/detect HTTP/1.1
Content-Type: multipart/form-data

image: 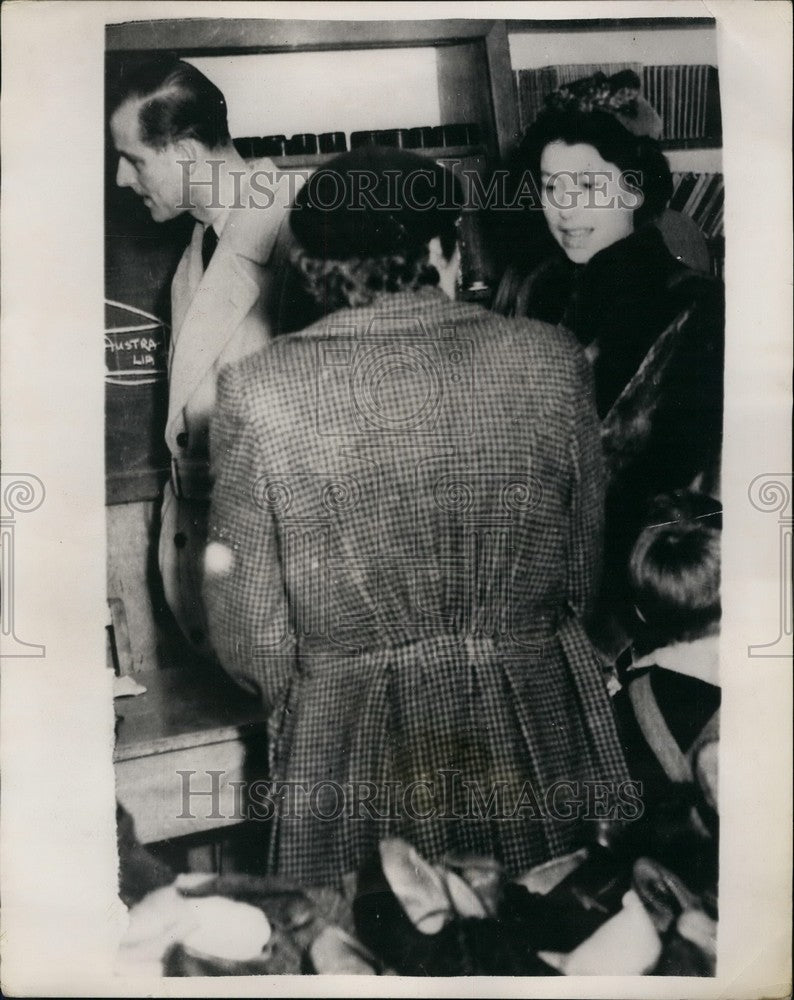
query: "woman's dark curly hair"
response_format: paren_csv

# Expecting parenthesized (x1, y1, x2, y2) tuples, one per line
(519, 108, 673, 227)
(291, 245, 442, 314)
(489, 108, 674, 311)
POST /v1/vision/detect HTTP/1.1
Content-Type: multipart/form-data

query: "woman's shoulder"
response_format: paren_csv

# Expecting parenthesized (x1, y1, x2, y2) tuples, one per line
(659, 263, 724, 356)
(665, 263, 723, 309)
(621, 225, 723, 305)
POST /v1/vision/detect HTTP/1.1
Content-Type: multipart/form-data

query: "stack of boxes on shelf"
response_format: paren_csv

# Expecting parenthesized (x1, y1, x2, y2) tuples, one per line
(233, 123, 482, 160)
(233, 134, 342, 157)
(350, 124, 481, 149)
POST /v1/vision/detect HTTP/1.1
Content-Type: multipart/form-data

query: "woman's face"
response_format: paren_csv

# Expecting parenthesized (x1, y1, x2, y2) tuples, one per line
(540, 141, 637, 264)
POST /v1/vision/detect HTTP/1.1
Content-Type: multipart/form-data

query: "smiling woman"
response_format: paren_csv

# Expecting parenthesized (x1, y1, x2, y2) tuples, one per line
(491, 91, 724, 656)
(539, 140, 637, 265)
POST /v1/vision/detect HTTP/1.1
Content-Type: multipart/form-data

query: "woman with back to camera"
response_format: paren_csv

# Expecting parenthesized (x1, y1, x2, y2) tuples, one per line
(492, 72, 724, 650)
(204, 147, 629, 889)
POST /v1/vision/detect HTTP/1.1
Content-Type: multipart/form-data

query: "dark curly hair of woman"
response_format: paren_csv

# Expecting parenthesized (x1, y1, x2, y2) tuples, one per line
(291, 245, 442, 314)
(488, 107, 674, 282)
(519, 108, 673, 226)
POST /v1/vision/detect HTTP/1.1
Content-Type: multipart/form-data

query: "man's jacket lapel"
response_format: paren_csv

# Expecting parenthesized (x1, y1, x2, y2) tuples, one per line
(166, 158, 292, 437)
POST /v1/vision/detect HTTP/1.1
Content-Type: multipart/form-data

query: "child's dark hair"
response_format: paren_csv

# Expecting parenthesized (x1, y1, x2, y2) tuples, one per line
(628, 490, 721, 645)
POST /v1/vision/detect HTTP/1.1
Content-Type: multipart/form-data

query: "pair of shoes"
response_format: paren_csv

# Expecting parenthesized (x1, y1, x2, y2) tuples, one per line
(306, 926, 383, 975)
(538, 889, 662, 976)
(632, 856, 701, 935)
(632, 855, 717, 974)
(353, 838, 486, 971)
(353, 838, 559, 976)
(501, 847, 632, 954)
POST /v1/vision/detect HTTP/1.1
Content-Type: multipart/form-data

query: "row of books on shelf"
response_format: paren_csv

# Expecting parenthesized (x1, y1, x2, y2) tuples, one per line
(515, 62, 640, 134)
(670, 171, 724, 240)
(643, 65, 721, 144)
(514, 63, 721, 143)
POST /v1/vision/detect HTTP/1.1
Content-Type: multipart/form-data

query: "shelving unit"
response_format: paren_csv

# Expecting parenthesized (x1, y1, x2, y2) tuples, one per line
(659, 137, 721, 152)
(107, 18, 521, 161)
(267, 146, 487, 172)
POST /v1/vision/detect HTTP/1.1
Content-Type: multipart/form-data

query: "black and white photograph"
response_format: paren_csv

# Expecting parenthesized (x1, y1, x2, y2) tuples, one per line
(0, 2, 791, 995)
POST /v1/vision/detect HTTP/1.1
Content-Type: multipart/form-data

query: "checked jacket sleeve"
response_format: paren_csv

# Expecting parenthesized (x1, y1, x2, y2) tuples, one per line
(203, 361, 295, 708)
(566, 347, 606, 619)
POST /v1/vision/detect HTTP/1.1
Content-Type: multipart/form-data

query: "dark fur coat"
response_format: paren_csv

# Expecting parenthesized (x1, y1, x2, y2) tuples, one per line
(497, 226, 724, 585)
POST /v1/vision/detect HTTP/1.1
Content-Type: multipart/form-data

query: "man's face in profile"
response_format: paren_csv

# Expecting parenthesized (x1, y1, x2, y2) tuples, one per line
(110, 99, 187, 223)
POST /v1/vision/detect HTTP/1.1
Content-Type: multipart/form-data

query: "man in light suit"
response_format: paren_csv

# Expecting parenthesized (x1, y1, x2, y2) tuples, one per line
(110, 56, 299, 654)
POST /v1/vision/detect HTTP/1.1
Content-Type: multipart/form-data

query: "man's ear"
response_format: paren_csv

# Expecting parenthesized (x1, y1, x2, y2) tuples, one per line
(173, 138, 199, 172)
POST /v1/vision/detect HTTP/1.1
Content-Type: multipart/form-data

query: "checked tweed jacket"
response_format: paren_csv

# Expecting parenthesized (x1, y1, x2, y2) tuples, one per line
(205, 286, 628, 887)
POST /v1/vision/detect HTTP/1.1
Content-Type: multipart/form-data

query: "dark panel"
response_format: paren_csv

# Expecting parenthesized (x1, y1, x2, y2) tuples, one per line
(436, 40, 495, 155)
(105, 52, 193, 504)
(506, 17, 716, 32)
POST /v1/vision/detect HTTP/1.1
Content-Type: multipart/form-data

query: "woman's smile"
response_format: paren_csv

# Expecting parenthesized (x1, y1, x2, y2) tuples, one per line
(540, 141, 636, 263)
(558, 226, 595, 250)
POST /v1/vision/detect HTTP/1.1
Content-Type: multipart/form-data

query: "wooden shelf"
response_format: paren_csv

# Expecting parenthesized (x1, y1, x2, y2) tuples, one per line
(660, 136, 722, 151)
(664, 146, 722, 174)
(114, 666, 267, 762)
(114, 666, 269, 843)
(268, 145, 487, 170)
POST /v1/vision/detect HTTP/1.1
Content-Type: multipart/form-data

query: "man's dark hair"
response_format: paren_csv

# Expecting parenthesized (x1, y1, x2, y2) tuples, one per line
(110, 55, 231, 151)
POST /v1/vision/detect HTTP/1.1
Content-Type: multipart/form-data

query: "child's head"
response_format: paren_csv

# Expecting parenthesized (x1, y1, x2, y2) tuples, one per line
(628, 490, 721, 645)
